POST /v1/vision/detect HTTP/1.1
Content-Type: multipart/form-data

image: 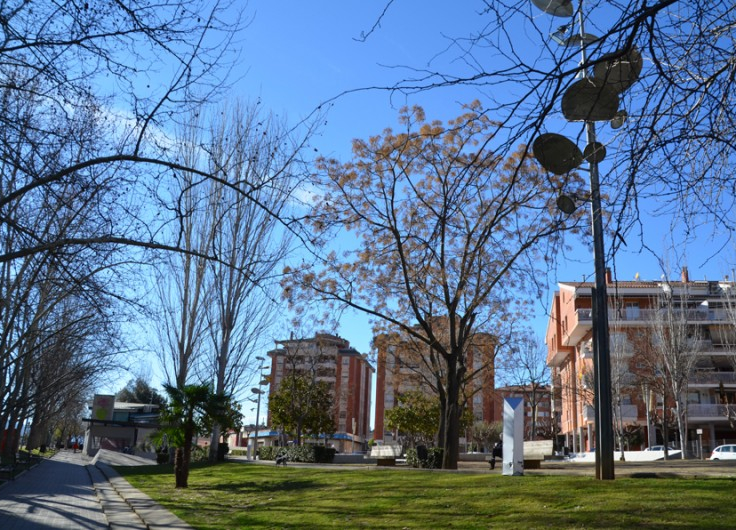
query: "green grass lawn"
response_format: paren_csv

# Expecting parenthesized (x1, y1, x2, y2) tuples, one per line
(116, 462, 736, 529)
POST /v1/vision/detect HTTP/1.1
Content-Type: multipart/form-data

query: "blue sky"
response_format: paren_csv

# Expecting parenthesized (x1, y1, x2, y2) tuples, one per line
(102, 3, 735, 426)
(231, 1, 736, 359)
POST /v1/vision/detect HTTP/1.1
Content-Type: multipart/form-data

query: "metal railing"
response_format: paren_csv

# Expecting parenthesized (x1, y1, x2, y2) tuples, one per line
(575, 308, 731, 323)
(687, 404, 729, 418)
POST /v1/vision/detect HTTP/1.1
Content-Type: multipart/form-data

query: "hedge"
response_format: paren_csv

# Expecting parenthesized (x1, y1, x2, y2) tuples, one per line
(405, 447, 444, 469)
(258, 445, 336, 463)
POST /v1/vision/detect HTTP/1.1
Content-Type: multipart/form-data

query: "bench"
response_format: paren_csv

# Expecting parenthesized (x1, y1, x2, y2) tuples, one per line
(523, 440, 554, 469)
(16, 451, 39, 471)
(368, 444, 403, 466)
(0, 455, 17, 480)
(485, 440, 554, 470)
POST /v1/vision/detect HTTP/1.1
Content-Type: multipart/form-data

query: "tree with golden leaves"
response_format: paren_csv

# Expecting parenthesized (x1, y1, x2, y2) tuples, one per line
(285, 101, 584, 469)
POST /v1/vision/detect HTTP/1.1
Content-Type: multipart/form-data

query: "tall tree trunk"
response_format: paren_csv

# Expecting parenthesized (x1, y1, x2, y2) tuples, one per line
(441, 356, 462, 470)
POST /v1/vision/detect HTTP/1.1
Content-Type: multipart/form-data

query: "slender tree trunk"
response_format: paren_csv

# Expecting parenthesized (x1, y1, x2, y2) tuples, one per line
(662, 389, 670, 460)
(176, 423, 195, 488)
(675, 398, 688, 459)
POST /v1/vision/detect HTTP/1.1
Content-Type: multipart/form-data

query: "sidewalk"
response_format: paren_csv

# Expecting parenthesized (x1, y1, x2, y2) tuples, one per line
(0, 450, 110, 529)
(0, 449, 191, 530)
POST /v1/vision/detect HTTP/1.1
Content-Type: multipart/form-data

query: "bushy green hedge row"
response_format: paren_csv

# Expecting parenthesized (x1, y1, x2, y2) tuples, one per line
(405, 447, 444, 469)
(258, 445, 336, 463)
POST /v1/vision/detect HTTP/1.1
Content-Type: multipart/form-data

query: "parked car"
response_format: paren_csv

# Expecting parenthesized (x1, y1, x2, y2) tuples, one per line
(644, 445, 676, 451)
(709, 444, 736, 460)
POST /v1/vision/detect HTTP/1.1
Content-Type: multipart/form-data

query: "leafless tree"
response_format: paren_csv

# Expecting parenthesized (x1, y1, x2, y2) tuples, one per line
(649, 283, 701, 458)
(151, 102, 305, 459)
(497, 333, 550, 441)
(154, 120, 219, 389)
(0, 85, 129, 456)
(0, 1, 242, 265)
(201, 103, 296, 459)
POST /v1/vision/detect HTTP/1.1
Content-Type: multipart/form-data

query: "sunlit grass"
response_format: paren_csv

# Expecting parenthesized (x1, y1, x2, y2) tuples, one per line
(117, 462, 736, 529)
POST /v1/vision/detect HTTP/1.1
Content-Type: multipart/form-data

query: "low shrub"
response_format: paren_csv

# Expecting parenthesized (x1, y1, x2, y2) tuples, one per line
(312, 445, 336, 463)
(190, 445, 209, 463)
(257, 445, 336, 463)
(258, 446, 280, 460)
(405, 448, 420, 468)
(405, 447, 443, 469)
(424, 447, 444, 469)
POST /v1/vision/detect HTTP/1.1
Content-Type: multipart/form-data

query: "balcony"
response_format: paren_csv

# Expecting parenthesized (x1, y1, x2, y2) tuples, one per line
(563, 307, 734, 347)
(690, 371, 736, 386)
(688, 404, 729, 418)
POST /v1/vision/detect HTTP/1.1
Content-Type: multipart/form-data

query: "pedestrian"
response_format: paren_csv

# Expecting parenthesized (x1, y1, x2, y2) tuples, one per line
(73, 440, 79, 453)
(490, 440, 503, 470)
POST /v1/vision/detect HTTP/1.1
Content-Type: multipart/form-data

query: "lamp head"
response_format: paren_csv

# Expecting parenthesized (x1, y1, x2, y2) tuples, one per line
(556, 194, 578, 215)
(531, 0, 574, 17)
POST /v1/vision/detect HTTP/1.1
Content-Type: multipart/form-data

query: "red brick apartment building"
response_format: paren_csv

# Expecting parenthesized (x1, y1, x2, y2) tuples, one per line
(373, 327, 496, 443)
(492, 385, 556, 440)
(266, 334, 374, 452)
(546, 268, 736, 454)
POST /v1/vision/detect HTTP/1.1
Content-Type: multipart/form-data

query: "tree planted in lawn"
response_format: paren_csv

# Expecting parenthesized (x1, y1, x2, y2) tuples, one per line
(285, 102, 584, 468)
(385, 390, 440, 449)
(269, 373, 336, 446)
(160, 383, 241, 488)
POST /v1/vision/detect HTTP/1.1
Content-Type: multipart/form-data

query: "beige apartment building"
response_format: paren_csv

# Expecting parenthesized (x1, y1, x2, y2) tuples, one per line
(546, 268, 736, 454)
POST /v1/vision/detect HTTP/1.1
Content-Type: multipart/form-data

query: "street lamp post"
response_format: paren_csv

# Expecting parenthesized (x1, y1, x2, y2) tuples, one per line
(251, 355, 266, 460)
(529, 0, 635, 480)
(575, 3, 615, 483)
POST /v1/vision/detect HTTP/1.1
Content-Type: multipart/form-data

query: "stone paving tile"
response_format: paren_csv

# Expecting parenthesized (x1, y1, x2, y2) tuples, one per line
(0, 451, 108, 530)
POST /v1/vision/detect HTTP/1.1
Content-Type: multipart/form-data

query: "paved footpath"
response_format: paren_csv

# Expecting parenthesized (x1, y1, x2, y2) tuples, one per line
(0, 451, 110, 530)
(0, 450, 189, 530)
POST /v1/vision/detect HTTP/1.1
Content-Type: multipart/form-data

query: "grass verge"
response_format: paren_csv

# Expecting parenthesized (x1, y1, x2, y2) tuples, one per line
(116, 462, 736, 529)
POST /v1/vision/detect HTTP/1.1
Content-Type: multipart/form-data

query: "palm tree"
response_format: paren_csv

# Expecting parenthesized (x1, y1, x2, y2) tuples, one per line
(160, 383, 240, 488)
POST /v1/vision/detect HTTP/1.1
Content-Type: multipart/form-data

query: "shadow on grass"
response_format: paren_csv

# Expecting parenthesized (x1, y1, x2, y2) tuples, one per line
(205, 478, 317, 494)
(116, 462, 318, 494)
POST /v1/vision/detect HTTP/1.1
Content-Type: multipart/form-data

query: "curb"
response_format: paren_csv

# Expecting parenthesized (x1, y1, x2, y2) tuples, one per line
(91, 462, 193, 530)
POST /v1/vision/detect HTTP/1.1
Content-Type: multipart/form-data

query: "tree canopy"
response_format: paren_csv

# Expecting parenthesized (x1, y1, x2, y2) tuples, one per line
(385, 390, 440, 448)
(285, 102, 584, 468)
(116, 378, 167, 407)
(269, 373, 336, 446)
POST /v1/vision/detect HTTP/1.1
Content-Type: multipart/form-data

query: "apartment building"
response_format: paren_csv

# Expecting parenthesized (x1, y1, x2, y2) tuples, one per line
(373, 325, 496, 443)
(546, 267, 736, 454)
(266, 333, 374, 452)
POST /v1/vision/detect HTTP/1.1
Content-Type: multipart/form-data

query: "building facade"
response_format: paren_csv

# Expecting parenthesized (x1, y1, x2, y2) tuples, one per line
(266, 333, 373, 452)
(546, 268, 736, 455)
(83, 395, 160, 457)
(492, 384, 556, 441)
(373, 327, 496, 443)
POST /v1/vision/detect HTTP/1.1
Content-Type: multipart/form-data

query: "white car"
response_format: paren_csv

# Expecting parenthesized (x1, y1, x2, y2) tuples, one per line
(710, 444, 736, 460)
